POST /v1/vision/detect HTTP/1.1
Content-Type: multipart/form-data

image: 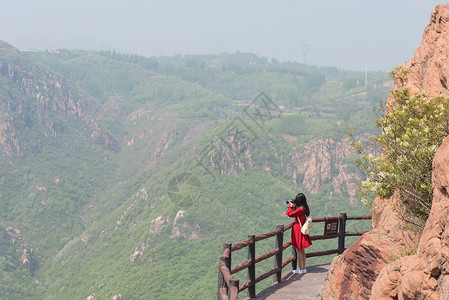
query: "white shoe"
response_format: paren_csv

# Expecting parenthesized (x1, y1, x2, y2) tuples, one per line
(302, 268, 307, 274)
(292, 269, 300, 274)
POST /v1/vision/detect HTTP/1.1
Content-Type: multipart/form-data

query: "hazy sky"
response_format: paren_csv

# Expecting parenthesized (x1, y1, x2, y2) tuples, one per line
(0, 0, 445, 71)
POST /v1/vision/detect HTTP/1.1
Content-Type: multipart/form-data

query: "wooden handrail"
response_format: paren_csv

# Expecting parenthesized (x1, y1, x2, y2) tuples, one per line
(230, 248, 281, 275)
(310, 216, 341, 222)
(306, 249, 339, 258)
(284, 222, 294, 231)
(255, 228, 282, 242)
(255, 248, 279, 264)
(255, 267, 281, 284)
(231, 259, 251, 275)
(345, 231, 370, 237)
(281, 254, 295, 269)
(219, 261, 240, 300)
(230, 224, 292, 252)
(282, 239, 292, 251)
(347, 215, 372, 220)
(238, 279, 252, 293)
(231, 238, 252, 252)
(219, 262, 232, 285)
(217, 213, 372, 299)
(311, 233, 340, 241)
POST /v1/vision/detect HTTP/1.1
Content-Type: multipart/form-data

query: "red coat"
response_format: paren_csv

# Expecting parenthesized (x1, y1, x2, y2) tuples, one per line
(285, 206, 312, 249)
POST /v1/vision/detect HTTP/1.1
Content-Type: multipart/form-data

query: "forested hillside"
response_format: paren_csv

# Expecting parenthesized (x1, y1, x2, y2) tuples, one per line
(0, 41, 390, 299)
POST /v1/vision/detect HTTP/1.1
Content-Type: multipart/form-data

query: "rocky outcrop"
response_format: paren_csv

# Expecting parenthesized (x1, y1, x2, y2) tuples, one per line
(290, 136, 366, 204)
(111, 294, 122, 300)
(130, 211, 200, 264)
(325, 4, 449, 299)
(0, 225, 36, 275)
(370, 136, 449, 299)
(130, 242, 146, 263)
(114, 188, 149, 232)
(129, 214, 170, 263)
(171, 210, 201, 241)
(197, 129, 255, 177)
(0, 41, 116, 160)
(324, 191, 417, 299)
(399, 4, 449, 98)
(149, 215, 170, 234)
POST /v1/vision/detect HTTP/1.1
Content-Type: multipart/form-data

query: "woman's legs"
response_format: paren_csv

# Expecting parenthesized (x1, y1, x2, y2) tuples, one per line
(299, 248, 306, 270)
(295, 247, 304, 270)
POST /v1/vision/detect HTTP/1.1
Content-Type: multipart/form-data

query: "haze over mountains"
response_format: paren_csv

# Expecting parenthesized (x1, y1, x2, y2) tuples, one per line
(0, 39, 389, 298)
(0, 1, 444, 71)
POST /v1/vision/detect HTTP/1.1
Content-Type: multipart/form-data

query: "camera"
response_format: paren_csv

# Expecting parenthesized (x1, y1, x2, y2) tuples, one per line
(285, 200, 294, 204)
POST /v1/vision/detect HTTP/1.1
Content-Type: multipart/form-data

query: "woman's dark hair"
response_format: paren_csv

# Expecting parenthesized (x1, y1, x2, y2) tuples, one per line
(293, 193, 310, 216)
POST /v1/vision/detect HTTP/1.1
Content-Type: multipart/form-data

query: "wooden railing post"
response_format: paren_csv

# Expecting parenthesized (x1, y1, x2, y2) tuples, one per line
(223, 243, 232, 269)
(291, 244, 297, 271)
(274, 224, 284, 283)
(248, 234, 256, 299)
(228, 278, 239, 300)
(338, 212, 347, 254)
(217, 256, 227, 300)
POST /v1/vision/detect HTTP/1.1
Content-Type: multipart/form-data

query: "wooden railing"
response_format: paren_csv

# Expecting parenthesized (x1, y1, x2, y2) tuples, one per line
(217, 212, 372, 300)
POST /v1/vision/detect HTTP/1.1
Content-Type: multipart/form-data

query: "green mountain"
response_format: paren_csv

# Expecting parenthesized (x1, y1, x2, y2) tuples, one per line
(0, 42, 389, 299)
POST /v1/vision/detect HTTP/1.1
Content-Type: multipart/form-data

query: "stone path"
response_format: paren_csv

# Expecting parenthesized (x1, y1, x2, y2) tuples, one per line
(252, 263, 330, 299)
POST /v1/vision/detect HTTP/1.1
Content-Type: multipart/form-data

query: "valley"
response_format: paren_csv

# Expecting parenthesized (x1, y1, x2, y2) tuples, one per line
(0, 42, 390, 299)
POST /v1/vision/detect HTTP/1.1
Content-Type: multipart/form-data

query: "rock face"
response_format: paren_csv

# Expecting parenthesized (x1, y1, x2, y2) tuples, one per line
(170, 210, 201, 241)
(325, 4, 449, 299)
(0, 225, 36, 275)
(149, 215, 170, 234)
(196, 123, 363, 203)
(399, 4, 449, 98)
(370, 136, 449, 299)
(324, 193, 417, 299)
(0, 41, 116, 160)
(290, 136, 366, 204)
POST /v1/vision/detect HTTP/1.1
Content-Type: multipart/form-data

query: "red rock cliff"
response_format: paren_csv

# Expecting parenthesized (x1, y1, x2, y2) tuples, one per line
(0, 41, 116, 160)
(324, 4, 449, 299)
(399, 4, 449, 98)
(370, 135, 449, 299)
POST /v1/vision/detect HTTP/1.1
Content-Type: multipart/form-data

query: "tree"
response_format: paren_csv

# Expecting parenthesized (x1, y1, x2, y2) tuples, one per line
(348, 85, 449, 231)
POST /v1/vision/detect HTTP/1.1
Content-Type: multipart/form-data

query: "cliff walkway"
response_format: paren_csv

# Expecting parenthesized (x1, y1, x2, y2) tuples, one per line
(254, 263, 330, 299)
(217, 213, 371, 300)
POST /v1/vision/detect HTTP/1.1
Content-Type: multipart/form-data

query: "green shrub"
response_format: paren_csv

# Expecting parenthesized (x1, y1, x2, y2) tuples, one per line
(349, 86, 449, 230)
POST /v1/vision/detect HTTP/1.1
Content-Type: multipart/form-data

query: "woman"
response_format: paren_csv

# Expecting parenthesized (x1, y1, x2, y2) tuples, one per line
(285, 193, 312, 274)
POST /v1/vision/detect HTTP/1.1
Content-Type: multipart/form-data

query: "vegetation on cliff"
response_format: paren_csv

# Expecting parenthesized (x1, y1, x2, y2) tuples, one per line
(350, 71, 449, 230)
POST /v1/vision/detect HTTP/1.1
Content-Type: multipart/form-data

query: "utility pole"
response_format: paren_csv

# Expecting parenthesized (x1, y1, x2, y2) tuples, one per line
(365, 64, 368, 86)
